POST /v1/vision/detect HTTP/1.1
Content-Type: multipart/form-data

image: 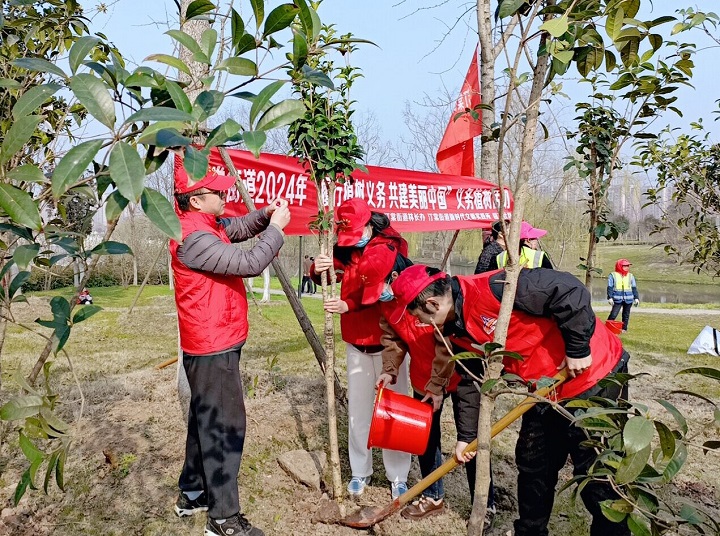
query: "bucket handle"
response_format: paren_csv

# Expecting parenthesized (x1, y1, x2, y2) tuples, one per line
(374, 386, 392, 420)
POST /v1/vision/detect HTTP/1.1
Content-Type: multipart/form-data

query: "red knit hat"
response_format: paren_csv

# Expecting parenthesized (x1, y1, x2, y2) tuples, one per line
(335, 198, 372, 247)
(388, 264, 446, 324)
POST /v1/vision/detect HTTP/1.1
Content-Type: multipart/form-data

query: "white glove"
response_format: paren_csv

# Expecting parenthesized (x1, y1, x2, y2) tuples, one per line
(633, 299, 639, 307)
(607, 298, 614, 305)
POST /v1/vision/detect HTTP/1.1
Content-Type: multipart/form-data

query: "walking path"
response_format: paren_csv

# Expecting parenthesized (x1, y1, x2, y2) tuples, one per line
(252, 288, 720, 315)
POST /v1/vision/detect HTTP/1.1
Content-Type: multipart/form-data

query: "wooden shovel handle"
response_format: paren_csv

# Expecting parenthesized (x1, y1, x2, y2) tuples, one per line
(396, 369, 569, 507)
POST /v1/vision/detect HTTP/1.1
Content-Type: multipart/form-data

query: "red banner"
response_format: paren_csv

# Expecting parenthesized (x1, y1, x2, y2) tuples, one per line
(186, 148, 512, 236)
(436, 46, 482, 177)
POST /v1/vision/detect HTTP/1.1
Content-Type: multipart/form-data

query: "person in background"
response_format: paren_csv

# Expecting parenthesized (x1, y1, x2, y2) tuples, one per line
(607, 259, 639, 332)
(301, 254, 313, 294)
(390, 264, 630, 536)
(311, 197, 411, 499)
(489, 221, 553, 270)
(78, 287, 93, 305)
(474, 220, 506, 274)
(171, 162, 291, 536)
(358, 244, 496, 527)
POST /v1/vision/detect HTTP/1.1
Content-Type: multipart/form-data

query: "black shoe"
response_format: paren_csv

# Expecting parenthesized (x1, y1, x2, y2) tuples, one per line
(174, 491, 208, 517)
(205, 513, 264, 536)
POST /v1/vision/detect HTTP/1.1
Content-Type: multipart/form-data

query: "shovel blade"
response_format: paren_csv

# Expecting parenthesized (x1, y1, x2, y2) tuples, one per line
(337, 503, 399, 528)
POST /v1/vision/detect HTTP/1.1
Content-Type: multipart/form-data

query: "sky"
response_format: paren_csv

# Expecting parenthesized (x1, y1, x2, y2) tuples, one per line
(92, 0, 720, 155)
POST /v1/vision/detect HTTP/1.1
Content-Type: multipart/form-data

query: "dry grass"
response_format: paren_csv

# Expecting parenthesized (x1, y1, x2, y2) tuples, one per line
(0, 289, 718, 536)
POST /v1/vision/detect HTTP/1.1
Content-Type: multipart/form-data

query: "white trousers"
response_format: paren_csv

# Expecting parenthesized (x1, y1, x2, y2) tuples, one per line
(346, 342, 411, 483)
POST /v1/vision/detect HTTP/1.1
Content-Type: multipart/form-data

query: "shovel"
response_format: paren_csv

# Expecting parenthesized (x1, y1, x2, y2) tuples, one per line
(337, 368, 569, 528)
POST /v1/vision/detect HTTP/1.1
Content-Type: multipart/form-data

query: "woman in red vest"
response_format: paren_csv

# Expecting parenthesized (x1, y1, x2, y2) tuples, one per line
(311, 198, 411, 499)
(390, 265, 631, 536)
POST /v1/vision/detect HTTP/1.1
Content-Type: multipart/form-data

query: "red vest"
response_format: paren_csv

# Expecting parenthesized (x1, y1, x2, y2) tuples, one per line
(336, 233, 407, 346)
(451, 274, 623, 399)
(380, 303, 461, 393)
(170, 212, 249, 355)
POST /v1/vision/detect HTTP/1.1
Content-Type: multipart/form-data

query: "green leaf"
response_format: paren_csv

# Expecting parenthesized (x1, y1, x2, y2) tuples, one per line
(72, 305, 102, 323)
(136, 121, 188, 145)
(655, 399, 688, 435)
(295, 0, 314, 38)
(0, 395, 44, 421)
(0, 78, 23, 89)
(11, 58, 67, 79)
(52, 140, 103, 200)
(110, 142, 146, 202)
(8, 271, 30, 299)
(193, 90, 224, 121)
(141, 188, 181, 241)
(676, 367, 720, 382)
(599, 499, 632, 522)
(231, 8, 245, 51)
(292, 29, 308, 69)
(627, 513, 651, 536)
(165, 80, 193, 113)
(298, 65, 334, 89)
(185, 0, 216, 21)
(0, 184, 42, 231)
(69, 36, 100, 74)
(606, 7, 624, 40)
(56, 447, 66, 490)
(0, 115, 43, 166)
(12, 83, 62, 119)
(263, 4, 298, 37)
(125, 106, 195, 125)
(13, 244, 40, 270)
(216, 57, 258, 76)
(623, 416, 654, 454)
(105, 190, 129, 223)
(200, 28, 218, 61)
(702, 440, 720, 454)
(165, 30, 209, 64)
(250, 80, 286, 127)
(13, 469, 31, 506)
(498, 0, 525, 19)
(206, 120, 242, 149)
(615, 444, 651, 484)
(670, 390, 717, 406)
(154, 129, 192, 148)
(654, 421, 675, 465)
(662, 441, 687, 482)
(144, 54, 191, 76)
(90, 241, 133, 256)
(183, 146, 208, 180)
(8, 164, 47, 184)
(242, 130, 267, 158)
(70, 73, 116, 129)
(541, 16, 569, 38)
(256, 99, 304, 131)
(19, 432, 43, 464)
(44, 450, 61, 493)
(250, 0, 264, 29)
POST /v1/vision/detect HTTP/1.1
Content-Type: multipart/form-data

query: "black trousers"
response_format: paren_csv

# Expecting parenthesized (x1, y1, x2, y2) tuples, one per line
(513, 352, 631, 536)
(608, 301, 632, 331)
(179, 347, 246, 519)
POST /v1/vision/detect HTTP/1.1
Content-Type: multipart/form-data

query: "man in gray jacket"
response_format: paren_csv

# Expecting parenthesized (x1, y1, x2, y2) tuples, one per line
(170, 162, 290, 536)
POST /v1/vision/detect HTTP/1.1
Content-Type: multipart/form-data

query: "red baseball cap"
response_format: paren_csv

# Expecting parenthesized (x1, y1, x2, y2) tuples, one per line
(335, 198, 371, 246)
(358, 242, 398, 305)
(174, 154, 235, 194)
(520, 221, 547, 240)
(388, 264, 446, 324)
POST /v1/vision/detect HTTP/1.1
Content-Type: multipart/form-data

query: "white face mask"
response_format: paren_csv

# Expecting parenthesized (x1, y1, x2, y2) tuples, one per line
(378, 286, 394, 302)
(355, 225, 372, 248)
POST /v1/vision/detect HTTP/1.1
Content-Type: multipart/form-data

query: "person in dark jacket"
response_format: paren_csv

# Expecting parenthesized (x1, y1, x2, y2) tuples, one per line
(390, 265, 631, 536)
(170, 157, 290, 536)
(311, 198, 411, 499)
(474, 220, 506, 274)
(488, 221, 553, 271)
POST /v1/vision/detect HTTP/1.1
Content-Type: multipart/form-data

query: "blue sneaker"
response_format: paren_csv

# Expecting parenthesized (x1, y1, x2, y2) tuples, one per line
(391, 481, 408, 499)
(347, 476, 371, 496)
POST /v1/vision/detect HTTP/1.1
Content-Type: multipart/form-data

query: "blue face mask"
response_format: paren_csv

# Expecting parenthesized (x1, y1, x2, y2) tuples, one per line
(356, 236, 370, 248)
(378, 287, 394, 302)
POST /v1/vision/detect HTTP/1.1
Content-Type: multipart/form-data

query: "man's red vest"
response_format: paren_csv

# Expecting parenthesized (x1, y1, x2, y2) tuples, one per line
(170, 212, 249, 355)
(380, 303, 461, 393)
(451, 274, 623, 399)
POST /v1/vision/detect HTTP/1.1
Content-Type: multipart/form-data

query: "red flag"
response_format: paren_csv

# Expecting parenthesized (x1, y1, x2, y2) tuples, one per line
(436, 46, 482, 177)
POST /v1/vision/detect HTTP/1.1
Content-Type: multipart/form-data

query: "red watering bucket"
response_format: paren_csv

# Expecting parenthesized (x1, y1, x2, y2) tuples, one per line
(367, 387, 433, 455)
(606, 320, 623, 335)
